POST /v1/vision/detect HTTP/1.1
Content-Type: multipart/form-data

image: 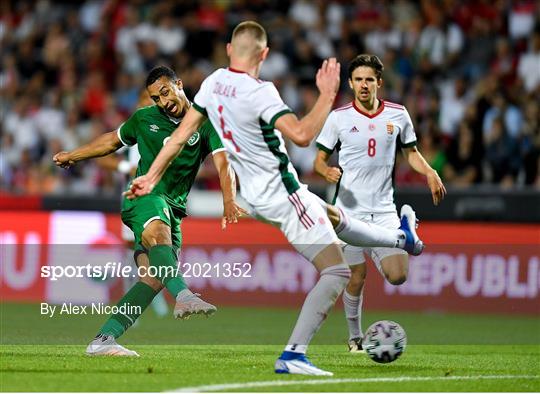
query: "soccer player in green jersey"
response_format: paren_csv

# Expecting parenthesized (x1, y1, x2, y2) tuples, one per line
(53, 66, 245, 356)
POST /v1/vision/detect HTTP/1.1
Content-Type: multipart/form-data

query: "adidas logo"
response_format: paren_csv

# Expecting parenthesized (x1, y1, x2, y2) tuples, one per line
(149, 124, 159, 132)
(349, 126, 359, 133)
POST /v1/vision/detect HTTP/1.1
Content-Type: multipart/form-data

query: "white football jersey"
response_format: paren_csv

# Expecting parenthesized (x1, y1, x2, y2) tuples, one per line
(193, 68, 303, 206)
(316, 100, 417, 215)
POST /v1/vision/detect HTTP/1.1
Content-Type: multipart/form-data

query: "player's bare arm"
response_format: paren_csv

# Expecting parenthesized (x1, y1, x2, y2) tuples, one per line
(126, 107, 206, 199)
(212, 151, 249, 229)
(402, 146, 447, 205)
(275, 58, 341, 147)
(53, 131, 124, 169)
(95, 154, 137, 177)
(314, 150, 342, 184)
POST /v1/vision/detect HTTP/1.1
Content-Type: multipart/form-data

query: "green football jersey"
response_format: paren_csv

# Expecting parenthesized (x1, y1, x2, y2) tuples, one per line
(118, 105, 224, 217)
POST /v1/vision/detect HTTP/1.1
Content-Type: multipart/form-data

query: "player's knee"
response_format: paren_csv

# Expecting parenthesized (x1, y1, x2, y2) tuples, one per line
(139, 276, 163, 291)
(321, 263, 351, 280)
(348, 268, 365, 291)
(141, 221, 171, 247)
(386, 271, 407, 286)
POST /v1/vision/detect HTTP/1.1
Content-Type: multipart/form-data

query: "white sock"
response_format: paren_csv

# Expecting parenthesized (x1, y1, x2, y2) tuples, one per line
(343, 290, 363, 340)
(335, 208, 405, 248)
(285, 263, 351, 354)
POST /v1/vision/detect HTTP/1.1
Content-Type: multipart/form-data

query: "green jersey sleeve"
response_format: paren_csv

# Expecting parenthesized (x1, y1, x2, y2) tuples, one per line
(200, 120, 224, 154)
(117, 111, 139, 146)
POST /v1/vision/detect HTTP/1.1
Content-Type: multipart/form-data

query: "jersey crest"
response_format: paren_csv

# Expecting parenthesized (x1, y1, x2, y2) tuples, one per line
(187, 132, 200, 146)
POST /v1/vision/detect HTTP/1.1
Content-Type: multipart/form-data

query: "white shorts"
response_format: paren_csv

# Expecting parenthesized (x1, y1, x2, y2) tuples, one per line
(343, 212, 406, 271)
(247, 187, 339, 262)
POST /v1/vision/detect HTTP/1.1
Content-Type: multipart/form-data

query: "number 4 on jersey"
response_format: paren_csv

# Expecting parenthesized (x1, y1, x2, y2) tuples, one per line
(218, 105, 240, 152)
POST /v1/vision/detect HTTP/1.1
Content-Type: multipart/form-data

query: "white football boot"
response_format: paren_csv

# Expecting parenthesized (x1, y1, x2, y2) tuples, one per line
(86, 334, 139, 357)
(275, 351, 333, 376)
(174, 290, 217, 319)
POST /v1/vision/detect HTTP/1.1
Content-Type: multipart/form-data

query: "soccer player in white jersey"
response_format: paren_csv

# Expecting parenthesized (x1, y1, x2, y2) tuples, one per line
(314, 54, 446, 353)
(127, 22, 425, 376)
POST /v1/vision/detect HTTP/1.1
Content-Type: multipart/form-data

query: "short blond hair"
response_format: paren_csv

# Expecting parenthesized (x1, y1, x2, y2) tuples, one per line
(231, 21, 267, 57)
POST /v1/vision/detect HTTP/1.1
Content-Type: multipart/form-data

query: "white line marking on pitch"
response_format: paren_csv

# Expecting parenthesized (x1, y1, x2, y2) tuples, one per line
(170, 374, 539, 392)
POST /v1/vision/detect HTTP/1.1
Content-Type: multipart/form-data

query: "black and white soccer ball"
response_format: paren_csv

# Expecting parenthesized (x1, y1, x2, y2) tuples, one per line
(362, 320, 407, 363)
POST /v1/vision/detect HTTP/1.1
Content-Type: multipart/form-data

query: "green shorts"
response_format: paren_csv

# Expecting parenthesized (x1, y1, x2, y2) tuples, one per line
(121, 194, 183, 253)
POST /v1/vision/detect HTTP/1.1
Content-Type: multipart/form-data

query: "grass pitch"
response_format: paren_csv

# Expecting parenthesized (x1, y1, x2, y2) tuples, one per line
(1, 303, 539, 392)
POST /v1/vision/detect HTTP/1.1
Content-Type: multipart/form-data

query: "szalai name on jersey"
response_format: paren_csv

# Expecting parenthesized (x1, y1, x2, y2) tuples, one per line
(192, 68, 302, 207)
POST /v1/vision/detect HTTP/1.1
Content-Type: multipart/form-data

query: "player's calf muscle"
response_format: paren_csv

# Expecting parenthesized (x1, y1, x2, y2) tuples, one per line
(349, 268, 365, 287)
(136, 253, 163, 291)
(139, 276, 163, 291)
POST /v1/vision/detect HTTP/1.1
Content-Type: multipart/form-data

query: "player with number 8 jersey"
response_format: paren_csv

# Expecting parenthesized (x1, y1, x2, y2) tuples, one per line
(314, 54, 446, 353)
(315, 89, 417, 215)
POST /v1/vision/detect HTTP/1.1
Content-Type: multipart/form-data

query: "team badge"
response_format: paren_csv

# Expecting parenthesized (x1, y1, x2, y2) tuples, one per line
(387, 123, 394, 135)
(187, 132, 200, 146)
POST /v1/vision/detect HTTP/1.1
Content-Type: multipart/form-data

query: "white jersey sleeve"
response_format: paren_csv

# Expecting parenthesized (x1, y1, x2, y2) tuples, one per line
(256, 83, 291, 124)
(315, 111, 339, 154)
(399, 108, 417, 147)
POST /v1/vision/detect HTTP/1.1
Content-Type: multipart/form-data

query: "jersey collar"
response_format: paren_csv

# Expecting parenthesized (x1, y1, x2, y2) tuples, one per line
(166, 114, 181, 124)
(227, 67, 248, 74)
(352, 99, 385, 119)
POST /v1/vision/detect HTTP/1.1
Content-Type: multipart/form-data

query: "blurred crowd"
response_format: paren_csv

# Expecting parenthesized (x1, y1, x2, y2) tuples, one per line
(1, 0, 539, 196)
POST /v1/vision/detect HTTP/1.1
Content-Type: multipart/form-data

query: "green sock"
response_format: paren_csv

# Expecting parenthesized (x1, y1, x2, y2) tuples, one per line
(148, 245, 188, 297)
(99, 282, 159, 338)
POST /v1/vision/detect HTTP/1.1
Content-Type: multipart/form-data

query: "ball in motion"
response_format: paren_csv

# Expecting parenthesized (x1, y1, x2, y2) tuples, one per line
(362, 320, 407, 363)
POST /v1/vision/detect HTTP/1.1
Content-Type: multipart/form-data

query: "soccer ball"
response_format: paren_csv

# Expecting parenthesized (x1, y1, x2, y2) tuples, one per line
(362, 320, 407, 363)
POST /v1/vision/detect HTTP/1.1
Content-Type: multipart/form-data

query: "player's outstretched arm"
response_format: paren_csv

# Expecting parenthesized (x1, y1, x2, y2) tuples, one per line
(53, 131, 124, 169)
(95, 154, 137, 177)
(126, 107, 206, 199)
(275, 58, 340, 147)
(212, 151, 249, 229)
(402, 146, 447, 205)
(314, 150, 342, 184)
